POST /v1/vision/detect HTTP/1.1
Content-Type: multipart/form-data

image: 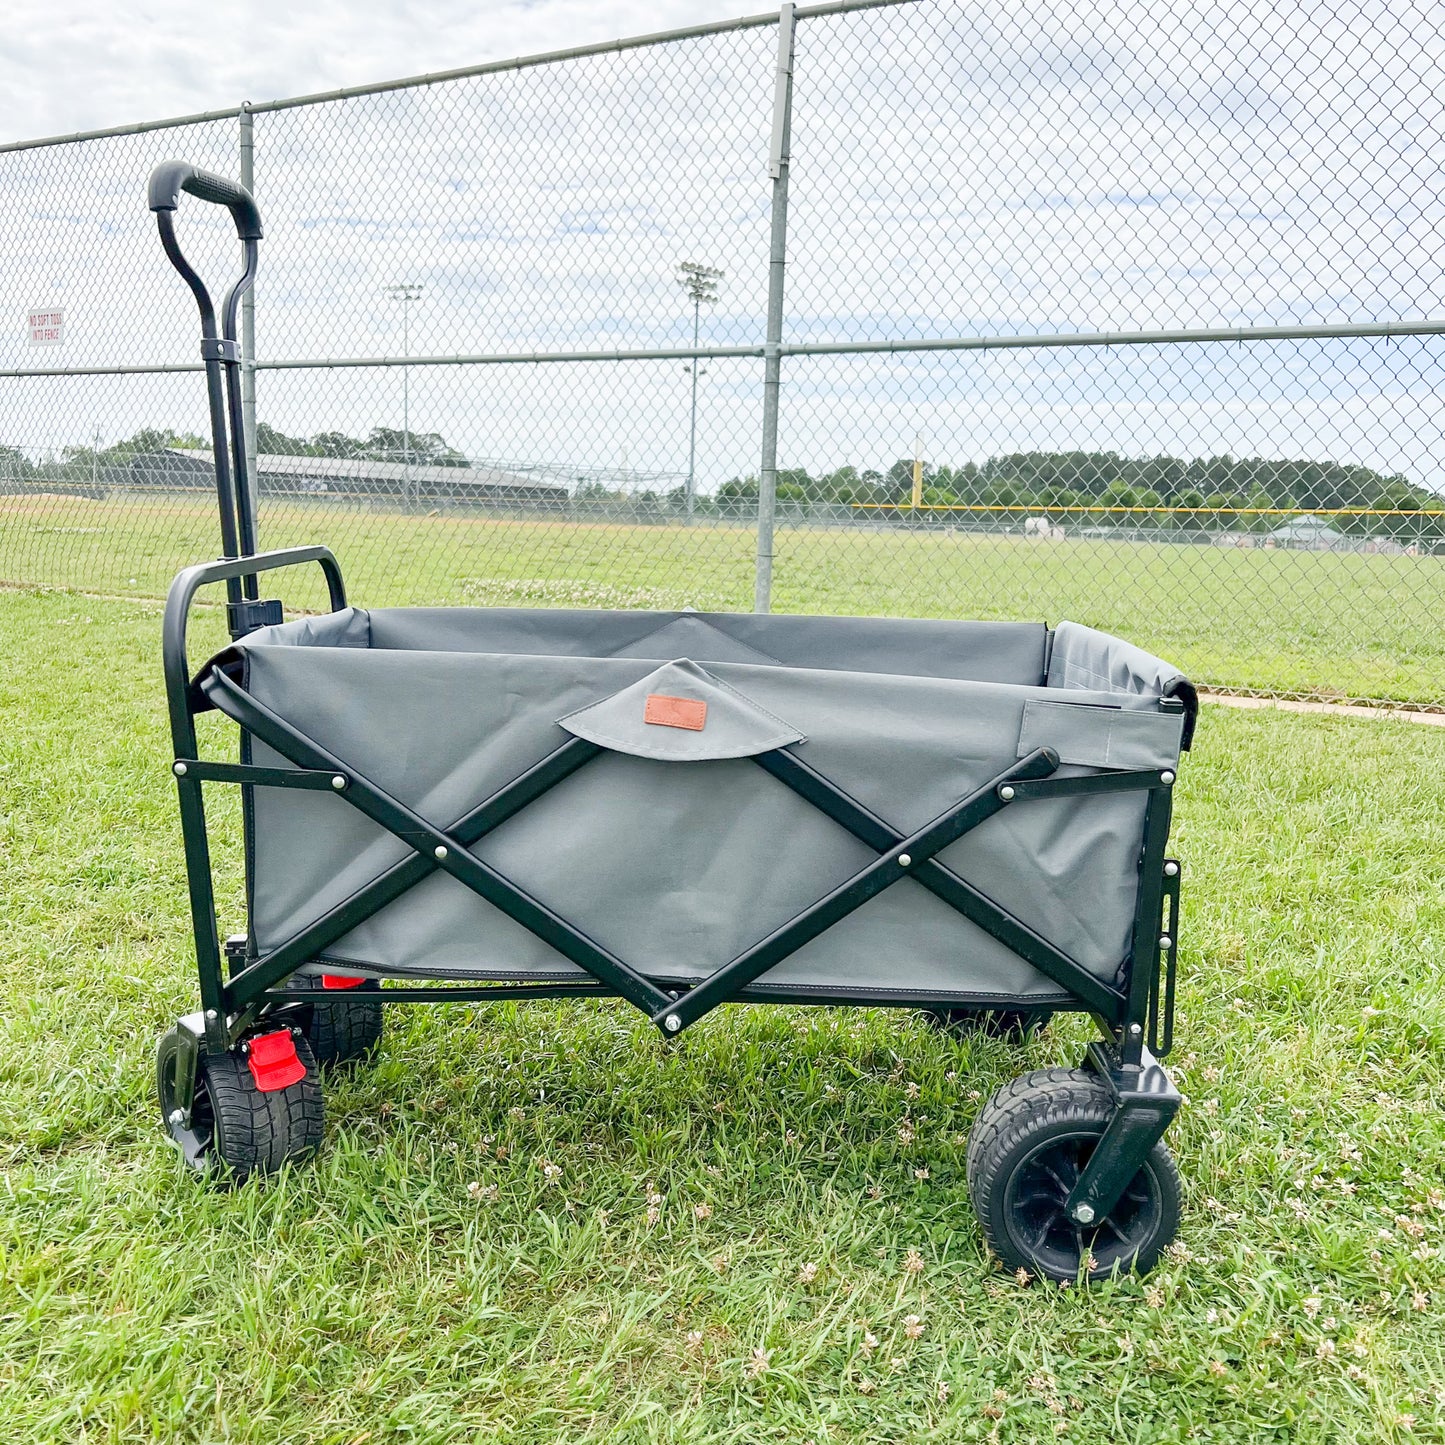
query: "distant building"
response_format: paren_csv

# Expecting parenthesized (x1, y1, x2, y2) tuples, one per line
(115, 448, 567, 507)
(1263, 517, 1348, 551)
(1023, 515, 1066, 539)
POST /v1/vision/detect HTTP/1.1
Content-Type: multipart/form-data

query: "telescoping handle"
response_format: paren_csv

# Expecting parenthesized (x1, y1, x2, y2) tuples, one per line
(148, 160, 265, 632)
(147, 160, 263, 241)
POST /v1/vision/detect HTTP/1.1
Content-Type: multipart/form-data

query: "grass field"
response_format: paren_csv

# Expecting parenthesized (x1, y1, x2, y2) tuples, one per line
(3, 491, 1443, 707)
(2, 588, 1443, 1443)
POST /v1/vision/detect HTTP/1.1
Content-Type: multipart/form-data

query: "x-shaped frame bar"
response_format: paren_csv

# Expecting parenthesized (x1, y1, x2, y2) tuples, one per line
(206, 664, 1141, 1036)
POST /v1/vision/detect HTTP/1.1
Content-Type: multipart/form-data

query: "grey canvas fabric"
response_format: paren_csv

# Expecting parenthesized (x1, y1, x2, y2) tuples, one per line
(1047, 620, 1198, 747)
(352, 608, 1050, 686)
(225, 609, 1189, 1005)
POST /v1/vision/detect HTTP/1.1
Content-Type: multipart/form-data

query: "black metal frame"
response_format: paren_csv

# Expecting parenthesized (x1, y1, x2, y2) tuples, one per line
(152, 160, 1185, 1225)
(163, 555, 1185, 1218)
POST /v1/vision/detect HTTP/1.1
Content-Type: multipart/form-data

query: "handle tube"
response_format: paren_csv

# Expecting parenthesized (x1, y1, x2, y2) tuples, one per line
(150, 162, 264, 600)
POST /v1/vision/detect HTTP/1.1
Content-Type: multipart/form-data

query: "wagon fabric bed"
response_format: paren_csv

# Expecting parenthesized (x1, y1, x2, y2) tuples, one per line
(149, 160, 1198, 1283)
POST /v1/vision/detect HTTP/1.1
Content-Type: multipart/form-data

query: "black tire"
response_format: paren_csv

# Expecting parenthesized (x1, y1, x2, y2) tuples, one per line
(967, 1066, 1181, 1282)
(284, 976, 383, 1068)
(157, 1026, 324, 1184)
(923, 1006, 1054, 1041)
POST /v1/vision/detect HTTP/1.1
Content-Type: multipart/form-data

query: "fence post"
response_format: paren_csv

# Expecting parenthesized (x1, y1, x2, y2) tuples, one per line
(753, 1, 796, 614)
(238, 104, 258, 484)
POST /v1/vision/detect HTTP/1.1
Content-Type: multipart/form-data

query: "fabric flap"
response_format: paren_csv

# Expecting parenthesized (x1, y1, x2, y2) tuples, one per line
(558, 659, 806, 761)
(1017, 698, 1183, 771)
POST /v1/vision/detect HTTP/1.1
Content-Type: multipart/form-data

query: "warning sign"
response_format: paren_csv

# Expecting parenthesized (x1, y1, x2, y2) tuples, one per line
(28, 308, 64, 345)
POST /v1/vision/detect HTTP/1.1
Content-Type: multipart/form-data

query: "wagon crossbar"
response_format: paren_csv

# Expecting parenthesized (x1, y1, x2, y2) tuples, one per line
(196, 667, 1138, 1037)
(752, 749, 1127, 1018)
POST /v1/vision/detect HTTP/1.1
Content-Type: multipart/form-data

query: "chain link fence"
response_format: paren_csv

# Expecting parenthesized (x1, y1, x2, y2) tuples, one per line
(3, 0, 1442, 708)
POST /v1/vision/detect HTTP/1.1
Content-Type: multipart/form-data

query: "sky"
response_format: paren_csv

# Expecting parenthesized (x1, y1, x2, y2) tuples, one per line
(4, 0, 1445, 498)
(2, 0, 751, 142)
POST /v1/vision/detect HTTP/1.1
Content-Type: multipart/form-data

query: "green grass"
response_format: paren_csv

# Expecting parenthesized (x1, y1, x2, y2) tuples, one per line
(4, 491, 1443, 706)
(1, 589, 1443, 1443)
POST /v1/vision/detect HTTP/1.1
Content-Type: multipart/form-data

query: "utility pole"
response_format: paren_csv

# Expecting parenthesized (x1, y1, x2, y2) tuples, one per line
(676, 261, 723, 519)
(384, 283, 423, 506)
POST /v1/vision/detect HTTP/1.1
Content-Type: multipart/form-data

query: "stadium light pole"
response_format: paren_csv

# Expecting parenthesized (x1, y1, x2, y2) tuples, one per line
(384, 283, 423, 505)
(677, 262, 723, 519)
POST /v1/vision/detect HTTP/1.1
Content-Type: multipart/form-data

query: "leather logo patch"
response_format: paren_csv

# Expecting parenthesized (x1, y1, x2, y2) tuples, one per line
(644, 694, 707, 731)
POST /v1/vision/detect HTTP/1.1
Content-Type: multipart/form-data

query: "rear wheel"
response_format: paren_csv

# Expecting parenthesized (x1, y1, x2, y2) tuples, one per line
(923, 1006, 1053, 1041)
(157, 1025, 324, 1184)
(967, 1067, 1181, 1281)
(285, 974, 383, 1068)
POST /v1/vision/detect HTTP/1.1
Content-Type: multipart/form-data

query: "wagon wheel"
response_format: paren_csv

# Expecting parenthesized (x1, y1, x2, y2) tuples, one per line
(922, 1006, 1054, 1040)
(156, 1025, 324, 1184)
(284, 973, 383, 1068)
(966, 1067, 1180, 1282)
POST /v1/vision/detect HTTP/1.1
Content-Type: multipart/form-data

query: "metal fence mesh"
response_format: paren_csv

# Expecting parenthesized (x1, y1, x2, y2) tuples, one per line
(788, 0, 1445, 339)
(2, 0, 1442, 709)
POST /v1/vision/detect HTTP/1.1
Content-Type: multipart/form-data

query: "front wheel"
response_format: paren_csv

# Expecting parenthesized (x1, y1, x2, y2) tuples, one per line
(157, 1025, 324, 1184)
(967, 1067, 1181, 1282)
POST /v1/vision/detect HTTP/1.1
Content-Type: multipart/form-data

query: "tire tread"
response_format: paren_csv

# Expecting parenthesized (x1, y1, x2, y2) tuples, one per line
(285, 977, 383, 1068)
(205, 1034, 324, 1182)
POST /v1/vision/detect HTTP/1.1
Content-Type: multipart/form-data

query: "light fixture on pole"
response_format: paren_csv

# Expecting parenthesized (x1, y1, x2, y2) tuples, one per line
(676, 262, 723, 518)
(384, 283, 423, 505)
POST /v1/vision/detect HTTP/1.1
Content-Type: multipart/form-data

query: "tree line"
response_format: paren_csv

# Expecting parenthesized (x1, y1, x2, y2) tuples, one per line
(3, 429, 1441, 540)
(710, 451, 1443, 538)
(0, 422, 468, 489)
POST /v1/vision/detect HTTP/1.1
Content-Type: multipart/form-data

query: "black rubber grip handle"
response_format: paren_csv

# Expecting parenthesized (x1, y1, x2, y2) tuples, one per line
(148, 161, 263, 241)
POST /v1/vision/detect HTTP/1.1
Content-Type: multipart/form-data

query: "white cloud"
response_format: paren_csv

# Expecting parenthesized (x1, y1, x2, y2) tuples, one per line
(3, 0, 750, 141)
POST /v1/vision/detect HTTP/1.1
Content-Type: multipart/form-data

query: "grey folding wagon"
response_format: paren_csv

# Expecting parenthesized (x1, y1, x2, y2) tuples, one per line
(150, 163, 1198, 1282)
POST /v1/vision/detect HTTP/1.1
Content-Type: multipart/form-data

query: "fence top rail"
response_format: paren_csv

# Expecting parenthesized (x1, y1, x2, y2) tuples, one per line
(852, 504, 1445, 517)
(0, 0, 910, 153)
(11, 313, 1445, 380)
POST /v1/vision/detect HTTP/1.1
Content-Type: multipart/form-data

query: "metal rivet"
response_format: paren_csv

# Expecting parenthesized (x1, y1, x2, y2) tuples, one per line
(664, 1013, 682, 1033)
(205, 1009, 217, 1021)
(1160, 770, 1175, 786)
(173, 761, 187, 776)
(1164, 861, 1179, 877)
(331, 774, 346, 790)
(1074, 1203, 1096, 1224)
(999, 785, 1015, 801)
(434, 845, 448, 860)
(1128, 1023, 1143, 1037)
(898, 853, 912, 868)
(168, 1108, 185, 1126)
(1159, 934, 1172, 950)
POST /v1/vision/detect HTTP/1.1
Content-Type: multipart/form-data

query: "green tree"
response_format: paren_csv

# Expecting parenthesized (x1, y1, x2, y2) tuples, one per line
(310, 431, 362, 459)
(0, 444, 35, 484)
(255, 422, 310, 455)
(1175, 487, 1208, 529)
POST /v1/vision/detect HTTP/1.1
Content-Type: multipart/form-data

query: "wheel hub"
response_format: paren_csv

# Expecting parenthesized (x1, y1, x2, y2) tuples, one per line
(1003, 1130, 1160, 1277)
